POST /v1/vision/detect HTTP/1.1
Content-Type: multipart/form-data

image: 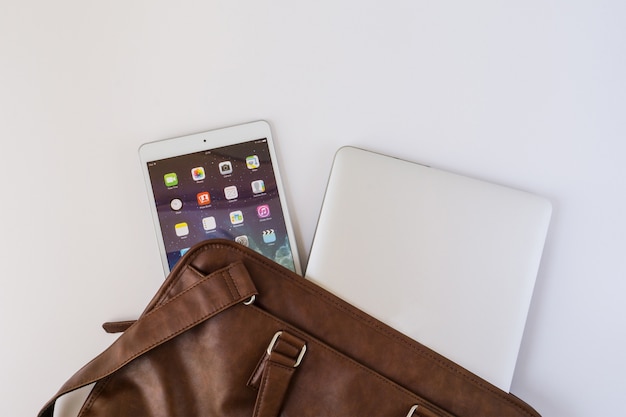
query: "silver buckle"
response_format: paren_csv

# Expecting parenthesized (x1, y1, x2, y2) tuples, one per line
(267, 331, 307, 368)
(406, 405, 419, 417)
(243, 295, 256, 305)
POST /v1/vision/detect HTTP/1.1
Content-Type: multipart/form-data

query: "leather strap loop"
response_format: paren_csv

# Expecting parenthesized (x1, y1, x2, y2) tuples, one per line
(38, 261, 257, 417)
(251, 331, 307, 417)
(102, 320, 136, 333)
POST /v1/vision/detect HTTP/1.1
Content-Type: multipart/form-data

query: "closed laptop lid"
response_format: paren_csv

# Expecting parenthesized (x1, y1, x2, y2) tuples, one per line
(305, 146, 552, 392)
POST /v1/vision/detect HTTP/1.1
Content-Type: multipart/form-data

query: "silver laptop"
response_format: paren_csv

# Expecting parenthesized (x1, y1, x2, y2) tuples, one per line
(305, 146, 551, 392)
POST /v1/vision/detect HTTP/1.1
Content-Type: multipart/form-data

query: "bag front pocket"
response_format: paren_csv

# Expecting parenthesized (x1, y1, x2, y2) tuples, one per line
(247, 305, 456, 417)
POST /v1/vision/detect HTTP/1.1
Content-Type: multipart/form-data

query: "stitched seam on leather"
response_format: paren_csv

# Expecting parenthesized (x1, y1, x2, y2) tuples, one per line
(249, 307, 452, 417)
(253, 365, 272, 417)
(229, 266, 243, 297)
(68, 300, 235, 390)
(77, 377, 110, 416)
(305, 286, 536, 416)
(206, 243, 537, 417)
(151, 262, 237, 317)
(160, 265, 205, 305)
(64, 265, 251, 392)
(253, 361, 293, 417)
(247, 352, 268, 390)
(223, 268, 239, 300)
(142, 263, 240, 320)
(152, 264, 203, 307)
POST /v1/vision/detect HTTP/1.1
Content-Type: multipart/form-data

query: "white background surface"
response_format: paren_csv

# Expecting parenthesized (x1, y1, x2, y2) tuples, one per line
(1, 1, 624, 416)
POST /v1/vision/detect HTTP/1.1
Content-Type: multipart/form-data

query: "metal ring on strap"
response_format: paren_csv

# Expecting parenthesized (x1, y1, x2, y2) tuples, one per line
(406, 405, 419, 417)
(267, 331, 307, 367)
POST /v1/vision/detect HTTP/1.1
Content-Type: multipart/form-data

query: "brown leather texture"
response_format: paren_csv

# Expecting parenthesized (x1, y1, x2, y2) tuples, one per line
(39, 239, 541, 417)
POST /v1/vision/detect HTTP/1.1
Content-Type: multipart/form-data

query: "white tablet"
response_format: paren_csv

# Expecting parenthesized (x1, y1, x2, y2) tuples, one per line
(139, 120, 301, 275)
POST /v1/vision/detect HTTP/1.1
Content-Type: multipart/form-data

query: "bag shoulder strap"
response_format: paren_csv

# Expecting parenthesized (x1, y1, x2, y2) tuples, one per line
(38, 261, 257, 417)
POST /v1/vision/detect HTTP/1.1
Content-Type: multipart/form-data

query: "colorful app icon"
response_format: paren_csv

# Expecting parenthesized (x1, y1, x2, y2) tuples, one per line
(224, 185, 238, 200)
(175, 222, 189, 237)
(235, 235, 249, 247)
(197, 191, 211, 206)
(180, 248, 190, 257)
(257, 204, 271, 218)
(246, 155, 260, 169)
(170, 198, 183, 211)
(230, 210, 244, 225)
(262, 229, 276, 243)
(191, 167, 205, 181)
(219, 161, 233, 175)
(251, 180, 265, 194)
(164, 173, 178, 187)
(202, 216, 216, 231)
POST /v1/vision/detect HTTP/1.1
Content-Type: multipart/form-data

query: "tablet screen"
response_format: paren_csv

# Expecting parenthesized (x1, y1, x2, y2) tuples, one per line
(145, 137, 297, 272)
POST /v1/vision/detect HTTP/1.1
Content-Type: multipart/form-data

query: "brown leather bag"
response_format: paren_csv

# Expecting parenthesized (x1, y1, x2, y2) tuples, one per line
(39, 240, 540, 417)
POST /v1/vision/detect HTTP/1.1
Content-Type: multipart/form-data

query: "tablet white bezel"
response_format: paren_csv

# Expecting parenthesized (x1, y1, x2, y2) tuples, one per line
(139, 120, 301, 276)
